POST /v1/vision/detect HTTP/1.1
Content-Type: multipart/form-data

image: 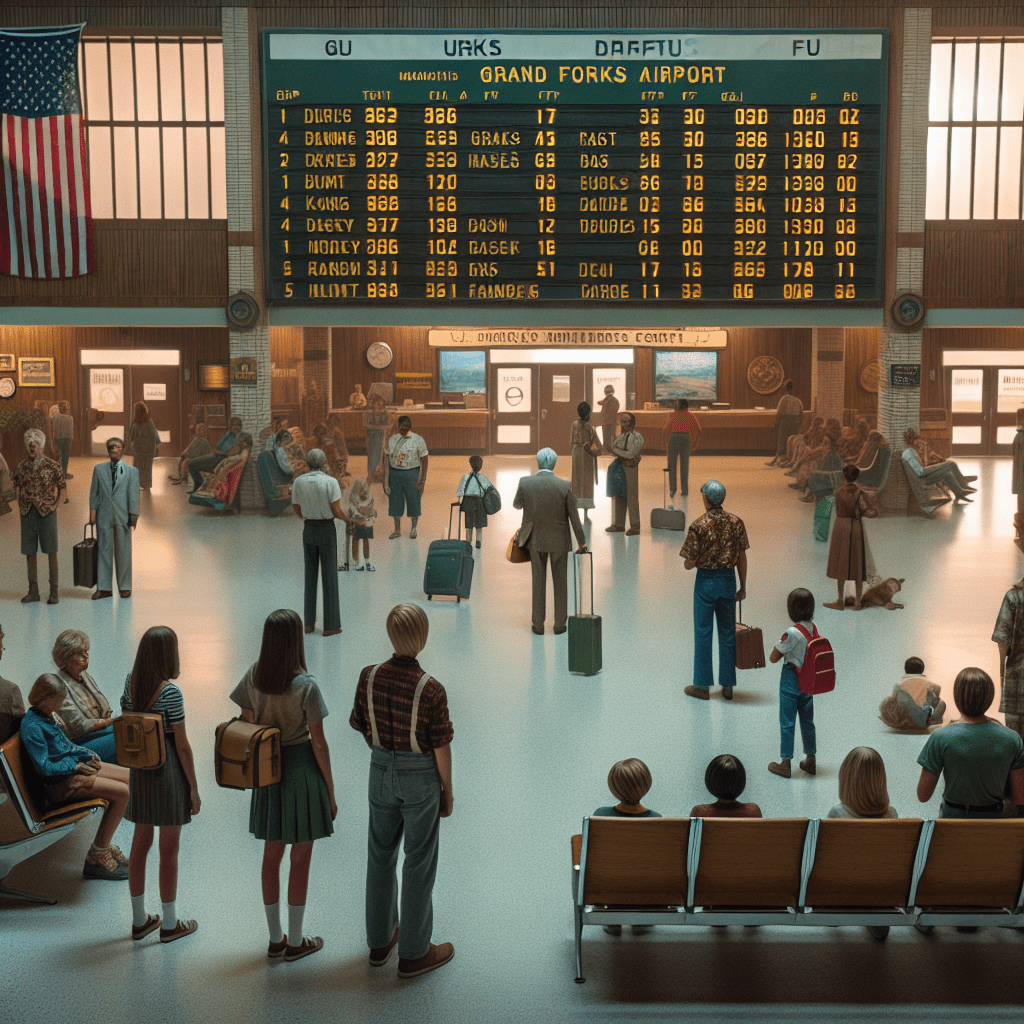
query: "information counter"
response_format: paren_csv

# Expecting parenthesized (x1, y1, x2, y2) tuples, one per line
(630, 408, 810, 454)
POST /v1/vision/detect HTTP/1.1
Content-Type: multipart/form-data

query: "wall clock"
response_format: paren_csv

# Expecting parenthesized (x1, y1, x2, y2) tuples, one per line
(366, 341, 393, 369)
(890, 293, 926, 330)
(0, 376, 15, 399)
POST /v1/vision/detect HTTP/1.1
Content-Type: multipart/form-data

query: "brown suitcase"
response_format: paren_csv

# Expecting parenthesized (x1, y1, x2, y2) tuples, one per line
(735, 601, 766, 670)
(214, 718, 282, 789)
(113, 712, 166, 769)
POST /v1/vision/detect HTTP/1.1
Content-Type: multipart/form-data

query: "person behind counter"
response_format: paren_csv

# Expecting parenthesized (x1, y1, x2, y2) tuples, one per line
(662, 399, 702, 506)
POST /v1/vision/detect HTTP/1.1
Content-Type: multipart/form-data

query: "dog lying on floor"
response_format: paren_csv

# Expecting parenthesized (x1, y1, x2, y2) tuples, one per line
(845, 577, 905, 609)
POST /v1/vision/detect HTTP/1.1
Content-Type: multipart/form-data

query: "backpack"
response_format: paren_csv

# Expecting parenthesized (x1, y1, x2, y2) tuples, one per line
(792, 623, 836, 695)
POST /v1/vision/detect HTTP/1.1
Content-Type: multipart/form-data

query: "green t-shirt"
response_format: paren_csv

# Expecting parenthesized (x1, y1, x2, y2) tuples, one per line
(917, 721, 1024, 808)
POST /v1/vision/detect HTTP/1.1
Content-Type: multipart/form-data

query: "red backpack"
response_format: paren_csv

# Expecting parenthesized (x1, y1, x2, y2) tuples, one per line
(792, 623, 836, 695)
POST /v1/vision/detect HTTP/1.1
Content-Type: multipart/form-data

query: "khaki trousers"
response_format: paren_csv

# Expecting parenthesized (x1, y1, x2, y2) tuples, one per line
(611, 462, 640, 529)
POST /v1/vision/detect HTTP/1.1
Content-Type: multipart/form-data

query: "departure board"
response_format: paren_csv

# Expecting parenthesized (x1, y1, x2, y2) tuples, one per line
(261, 30, 887, 306)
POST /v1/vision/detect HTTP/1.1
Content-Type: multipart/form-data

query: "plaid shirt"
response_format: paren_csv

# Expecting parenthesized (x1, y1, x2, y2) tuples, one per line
(12, 456, 64, 516)
(680, 506, 749, 569)
(350, 655, 453, 752)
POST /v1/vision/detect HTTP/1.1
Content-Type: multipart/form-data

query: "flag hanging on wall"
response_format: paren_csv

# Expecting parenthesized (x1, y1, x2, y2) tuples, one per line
(0, 23, 95, 278)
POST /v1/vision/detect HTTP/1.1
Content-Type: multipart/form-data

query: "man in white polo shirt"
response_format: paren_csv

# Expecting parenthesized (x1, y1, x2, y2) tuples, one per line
(383, 416, 429, 540)
(291, 448, 347, 637)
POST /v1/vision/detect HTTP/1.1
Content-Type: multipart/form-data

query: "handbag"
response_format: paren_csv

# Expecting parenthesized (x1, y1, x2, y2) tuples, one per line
(471, 471, 502, 515)
(606, 458, 626, 497)
(214, 718, 282, 789)
(114, 682, 167, 770)
(506, 530, 530, 564)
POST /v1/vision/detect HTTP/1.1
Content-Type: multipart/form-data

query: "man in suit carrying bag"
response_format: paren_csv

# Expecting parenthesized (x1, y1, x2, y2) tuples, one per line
(513, 448, 587, 635)
(88, 437, 140, 600)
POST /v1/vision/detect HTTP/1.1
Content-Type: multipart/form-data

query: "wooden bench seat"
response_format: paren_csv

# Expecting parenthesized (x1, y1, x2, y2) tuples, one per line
(570, 815, 1024, 983)
(0, 734, 106, 904)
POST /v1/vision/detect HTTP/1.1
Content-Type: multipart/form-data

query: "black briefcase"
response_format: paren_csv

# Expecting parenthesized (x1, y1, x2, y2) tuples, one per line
(73, 523, 99, 588)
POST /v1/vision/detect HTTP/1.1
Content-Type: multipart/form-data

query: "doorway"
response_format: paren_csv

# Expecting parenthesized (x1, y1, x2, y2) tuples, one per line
(947, 365, 1021, 456)
(490, 364, 538, 456)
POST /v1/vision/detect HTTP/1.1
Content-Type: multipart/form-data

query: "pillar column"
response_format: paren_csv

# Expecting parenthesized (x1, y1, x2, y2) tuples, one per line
(811, 327, 845, 425)
(300, 326, 332, 434)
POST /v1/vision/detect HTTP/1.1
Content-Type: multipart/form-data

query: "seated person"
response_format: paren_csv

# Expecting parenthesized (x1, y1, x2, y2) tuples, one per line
(829, 747, 898, 818)
(51, 629, 117, 762)
(797, 433, 843, 501)
(917, 667, 1024, 818)
(350, 383, 367, 408)
(593, 758, 660, 937)
(258, 415, 288, 446)
(879, 657, 945, 731)
(839, 419, 869, 462)
(690, 754, 762, 818)
(901, 427, 977, 503)
(266, 428, 295, 476)
(854, 429, 888, 469)
(19, 673, 131, 880)
(169, 422, 211, 485)
(188, 416, 243, 491)
(781, 417, 824, 467)
(0, 622, 25, 744)
(194, 432, 253, 504)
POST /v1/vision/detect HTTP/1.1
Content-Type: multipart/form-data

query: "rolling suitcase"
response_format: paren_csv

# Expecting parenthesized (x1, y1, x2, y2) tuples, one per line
(423, 502, 474, 602)
(735, 600, 766, 670)
(568, 551, 602, 676)
(651, 468, 686, 531)
(73, 523, 99, 588)
(813, 496, 834, 542)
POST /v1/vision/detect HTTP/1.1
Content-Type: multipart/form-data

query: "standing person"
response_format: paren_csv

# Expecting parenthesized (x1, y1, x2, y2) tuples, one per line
(122, 626, 201, 943)
(12, 427, 65, 604)
(662, 398, 702, 506)
(993, 576, 1024, 743)
(88, 437, 140, 600)
(597, 384, 620, 453)
(188, 416, 243, 491)
(767, 380, 803, 467)
(917, 668, 1024, 818)
(513, 448, 588, 635)
(456, 455, 494, 549)
(1013, 409, 1024, 540)
(364, 392, 389, 483)
(291, 448, 346, 637)
(570, 401, 601, 518)
(349, 604, 455, 978)
(346, 475, 377, 571)
(824, 464, 879, 610)
(231, 609, 337, 961)
(680, 479, 749, 701)
(125, 401, 161, 490)
(51, 400, 75, 481)
(383, 415, 429, 540)
(767, 587, 818, 778)
(606, 412, 644, 536)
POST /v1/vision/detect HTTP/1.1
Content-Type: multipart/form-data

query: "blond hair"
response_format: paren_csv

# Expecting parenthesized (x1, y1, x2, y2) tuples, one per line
(387, 604, 429, 657)
(607, 758, 653, 806)
(51, 629, 90, 671)
(837, 746, 891, 818)
(28, 673, 67, 707)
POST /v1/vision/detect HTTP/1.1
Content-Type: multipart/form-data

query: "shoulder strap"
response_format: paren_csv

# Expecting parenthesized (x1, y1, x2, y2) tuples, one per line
(792, 623, 816, 643)
(366, 664, 382, 748)
(471, 471, 482, 493)
(409, 673, 430, 754)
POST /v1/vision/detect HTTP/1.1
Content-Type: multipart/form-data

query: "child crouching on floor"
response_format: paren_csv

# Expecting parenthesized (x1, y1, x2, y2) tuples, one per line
(456, 455, 493, 550)
(346, 477, 377, 572)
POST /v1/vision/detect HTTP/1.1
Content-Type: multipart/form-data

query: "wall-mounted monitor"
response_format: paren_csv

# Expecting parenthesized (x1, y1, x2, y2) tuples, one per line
(197, 361, 230, 391)
(654, 351, 718, 403)
(439, 350, 486, 395)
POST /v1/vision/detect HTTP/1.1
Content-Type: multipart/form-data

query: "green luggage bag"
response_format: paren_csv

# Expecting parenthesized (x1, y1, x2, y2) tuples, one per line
(568, 552, 602, 676)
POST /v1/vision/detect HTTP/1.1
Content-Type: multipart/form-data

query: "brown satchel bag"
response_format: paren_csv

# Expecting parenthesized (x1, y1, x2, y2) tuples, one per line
(734, 601, 767, 670)
(214, 718, 282, 789)
(114, 685, 167, 769)
(506, 529, 530, 564)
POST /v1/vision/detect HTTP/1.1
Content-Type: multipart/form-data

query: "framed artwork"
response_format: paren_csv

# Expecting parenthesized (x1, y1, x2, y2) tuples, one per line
(0, 354, 14, 372)
(205, 403, 227, 427)
(18, 356, 55, 387)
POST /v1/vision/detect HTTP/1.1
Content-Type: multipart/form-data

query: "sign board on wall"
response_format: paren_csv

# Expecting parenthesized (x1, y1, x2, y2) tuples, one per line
(593, 368, 626, 410)
(429, 329, 726, 348)
(90, 368, 124, 412)
(230, 357, 258, 387)
(888, 363, 920, 387)
(497, 367, 531, 413)
(143, 383, 167, 401)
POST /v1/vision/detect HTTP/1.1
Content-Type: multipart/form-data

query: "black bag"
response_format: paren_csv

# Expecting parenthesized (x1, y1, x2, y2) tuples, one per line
(73, 523, 98, 588)
(471, 471, 502, 515)
(424, 503, 474, 603)
(568, 552, 602, 676)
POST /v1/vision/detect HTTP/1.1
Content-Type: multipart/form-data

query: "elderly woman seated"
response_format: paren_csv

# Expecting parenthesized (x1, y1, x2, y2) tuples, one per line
(169, 423, 212, 485)
(51, 628, 117, 762)
(190, 432, 254, 511)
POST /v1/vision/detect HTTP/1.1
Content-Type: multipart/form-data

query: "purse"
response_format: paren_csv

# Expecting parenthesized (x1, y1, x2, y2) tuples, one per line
(114, 683, 167, 770)
(506, 530, 530, 563)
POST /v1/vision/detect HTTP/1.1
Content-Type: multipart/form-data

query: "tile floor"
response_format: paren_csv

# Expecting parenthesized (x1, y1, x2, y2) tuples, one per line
(1, 451, 1022, 1024)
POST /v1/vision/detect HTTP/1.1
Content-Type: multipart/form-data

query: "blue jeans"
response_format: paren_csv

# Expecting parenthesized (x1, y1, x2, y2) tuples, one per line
(779, 664, 816, 759)
(693, 568, 737, 691)
(77, 724, 117, 763)
(366, 748, 442, 961)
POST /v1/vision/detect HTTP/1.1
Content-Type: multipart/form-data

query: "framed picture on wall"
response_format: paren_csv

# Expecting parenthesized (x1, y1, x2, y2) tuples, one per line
(0, 354, 14, 372)
(18, 357, 55, 387)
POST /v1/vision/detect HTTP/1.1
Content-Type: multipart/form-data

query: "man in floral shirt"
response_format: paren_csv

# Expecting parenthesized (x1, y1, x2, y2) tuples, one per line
(12, 428, 65, 605)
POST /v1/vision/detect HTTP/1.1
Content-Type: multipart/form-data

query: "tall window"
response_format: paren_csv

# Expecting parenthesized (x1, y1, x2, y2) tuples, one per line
(926, 38, 1024, 220)
(80, 35, 226, 219)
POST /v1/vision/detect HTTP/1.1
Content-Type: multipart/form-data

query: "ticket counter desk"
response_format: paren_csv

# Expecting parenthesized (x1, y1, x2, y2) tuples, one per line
(630, 409, 811, 455)
(330, 408, 489, 454)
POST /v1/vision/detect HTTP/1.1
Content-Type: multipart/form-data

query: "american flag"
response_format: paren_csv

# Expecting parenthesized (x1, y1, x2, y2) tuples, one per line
(0, 24, 94, 278)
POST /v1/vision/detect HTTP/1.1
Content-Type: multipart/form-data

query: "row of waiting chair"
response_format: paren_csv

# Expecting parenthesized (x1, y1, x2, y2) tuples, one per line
(571, 815, 1024, 983)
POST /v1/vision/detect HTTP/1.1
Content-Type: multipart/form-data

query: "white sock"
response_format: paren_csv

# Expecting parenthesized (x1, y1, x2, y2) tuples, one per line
(264, 901, 284, 943)
(352, 550, 361, 566)
(161, 900, 177, 927)
(131, 893, 149, 928)
(288, 903, 306, 947)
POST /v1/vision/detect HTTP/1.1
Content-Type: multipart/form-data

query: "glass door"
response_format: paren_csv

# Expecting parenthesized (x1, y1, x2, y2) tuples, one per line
(948, 365, 1024, 456)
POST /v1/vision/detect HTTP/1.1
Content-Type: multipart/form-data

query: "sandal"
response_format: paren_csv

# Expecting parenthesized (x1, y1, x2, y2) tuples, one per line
(160, 919, 198, 943)
(132, 914, 161, 941)
(283, 936, 324, 961)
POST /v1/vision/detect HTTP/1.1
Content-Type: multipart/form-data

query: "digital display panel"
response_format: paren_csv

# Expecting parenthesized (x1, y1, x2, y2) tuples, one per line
(262, 30, 887, 306)
(655, 350, 718, 401)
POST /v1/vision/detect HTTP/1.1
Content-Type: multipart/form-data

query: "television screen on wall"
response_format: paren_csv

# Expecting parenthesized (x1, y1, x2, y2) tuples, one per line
(654, 351, 718, 403)
(439, 350, 486, 394)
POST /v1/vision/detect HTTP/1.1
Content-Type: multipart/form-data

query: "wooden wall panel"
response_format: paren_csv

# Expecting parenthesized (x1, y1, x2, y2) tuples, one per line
(924, 223, 1024, 309)
(331, 326, 436, 407)
(844, 327, 880, 414)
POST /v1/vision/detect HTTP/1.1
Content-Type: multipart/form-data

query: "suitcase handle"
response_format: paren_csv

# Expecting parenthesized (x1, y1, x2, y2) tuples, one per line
(573, 550, 595, 617)
(448, 501, 462, 541)
(663, 467, 670, 507)
(82, 522, 96, 541)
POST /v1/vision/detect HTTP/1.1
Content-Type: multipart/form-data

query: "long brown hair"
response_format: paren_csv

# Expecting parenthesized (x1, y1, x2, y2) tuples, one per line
(133, 401, 149, 425)
(253, 609, 307, 695)
(130, 626, 180, 709)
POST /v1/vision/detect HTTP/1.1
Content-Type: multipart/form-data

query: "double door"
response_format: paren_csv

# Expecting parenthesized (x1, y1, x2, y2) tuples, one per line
(948, 365, 1021, 456)
(82, 360, 180, 456)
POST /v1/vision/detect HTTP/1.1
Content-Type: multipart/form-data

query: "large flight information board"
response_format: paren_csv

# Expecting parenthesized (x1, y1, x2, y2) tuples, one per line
(261, 30, 887, 306)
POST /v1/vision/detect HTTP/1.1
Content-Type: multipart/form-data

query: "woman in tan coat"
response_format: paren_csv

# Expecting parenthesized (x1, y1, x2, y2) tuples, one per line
(825, 463, 878, 610)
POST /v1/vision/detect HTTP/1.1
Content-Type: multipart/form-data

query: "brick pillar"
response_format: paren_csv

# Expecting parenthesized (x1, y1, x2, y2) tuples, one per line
(301, 326, 332, 433)
(812, 328, 845, 424)
(878, 8, 931, 512)
(224, 7, 269, 510)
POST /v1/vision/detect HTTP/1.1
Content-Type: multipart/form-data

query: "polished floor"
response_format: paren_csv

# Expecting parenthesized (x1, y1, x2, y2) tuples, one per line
(1, 450, 1022, 1024)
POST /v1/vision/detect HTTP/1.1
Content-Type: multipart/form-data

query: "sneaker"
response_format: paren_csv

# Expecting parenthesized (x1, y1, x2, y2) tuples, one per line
(160, 919, 198, 944)
(83, 849, 129, 880)
(108, 845, 128, 866)
(132, 914, 161, 941)
(365, 563, 376, 572)
(283, 936, 324, 962)
(338, 563, 349, 571)
(768, 760, 792, 779)
(684, 685, 710, 701)
(355, 565, 365, 571)
(268, 939, 288, 958)
(369, 927, 400, 967)
(397, 941, 454, 978)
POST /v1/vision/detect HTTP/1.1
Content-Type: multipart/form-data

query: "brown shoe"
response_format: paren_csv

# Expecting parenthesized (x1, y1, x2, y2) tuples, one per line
(684, 685, 710, 701)
(624, 527, 640, 536)
(160, 919, 198, 943)
(799, 755, 817, 775)
(283, 936, 323, 962)
(323, 628, 343, 637)
(92, 590, 113, 601)
(605, 525, 625, 533)
(267, 939, 288, 958)
(369, 926, 400, 967)
(132, 914, 161, 941)
(397, 941, 454, 979)
(304, 625, 315, 634)
(119, 590, 131, 598)
(768, 760, 792, 778)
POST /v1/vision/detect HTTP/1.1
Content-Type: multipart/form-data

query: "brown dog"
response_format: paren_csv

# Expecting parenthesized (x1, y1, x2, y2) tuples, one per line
(846, 577, 905, 609)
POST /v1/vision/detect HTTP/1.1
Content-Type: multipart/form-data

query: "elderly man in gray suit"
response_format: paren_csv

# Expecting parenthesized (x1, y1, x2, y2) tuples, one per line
(513, 447, 588, 635)
(88, 437, 140, 600)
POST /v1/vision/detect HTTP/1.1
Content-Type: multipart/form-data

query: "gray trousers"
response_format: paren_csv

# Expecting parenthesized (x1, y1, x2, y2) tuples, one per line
(366, 747, 441, 961)
(54, 437, 71, 477)
(667, 432, 691, 497)
(302, 519, 340, 631)
(611, 462, 640, 528)
(98, 523, 132, 591)
(530, 547, 569, 630)
(776, 415, 802, 458)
